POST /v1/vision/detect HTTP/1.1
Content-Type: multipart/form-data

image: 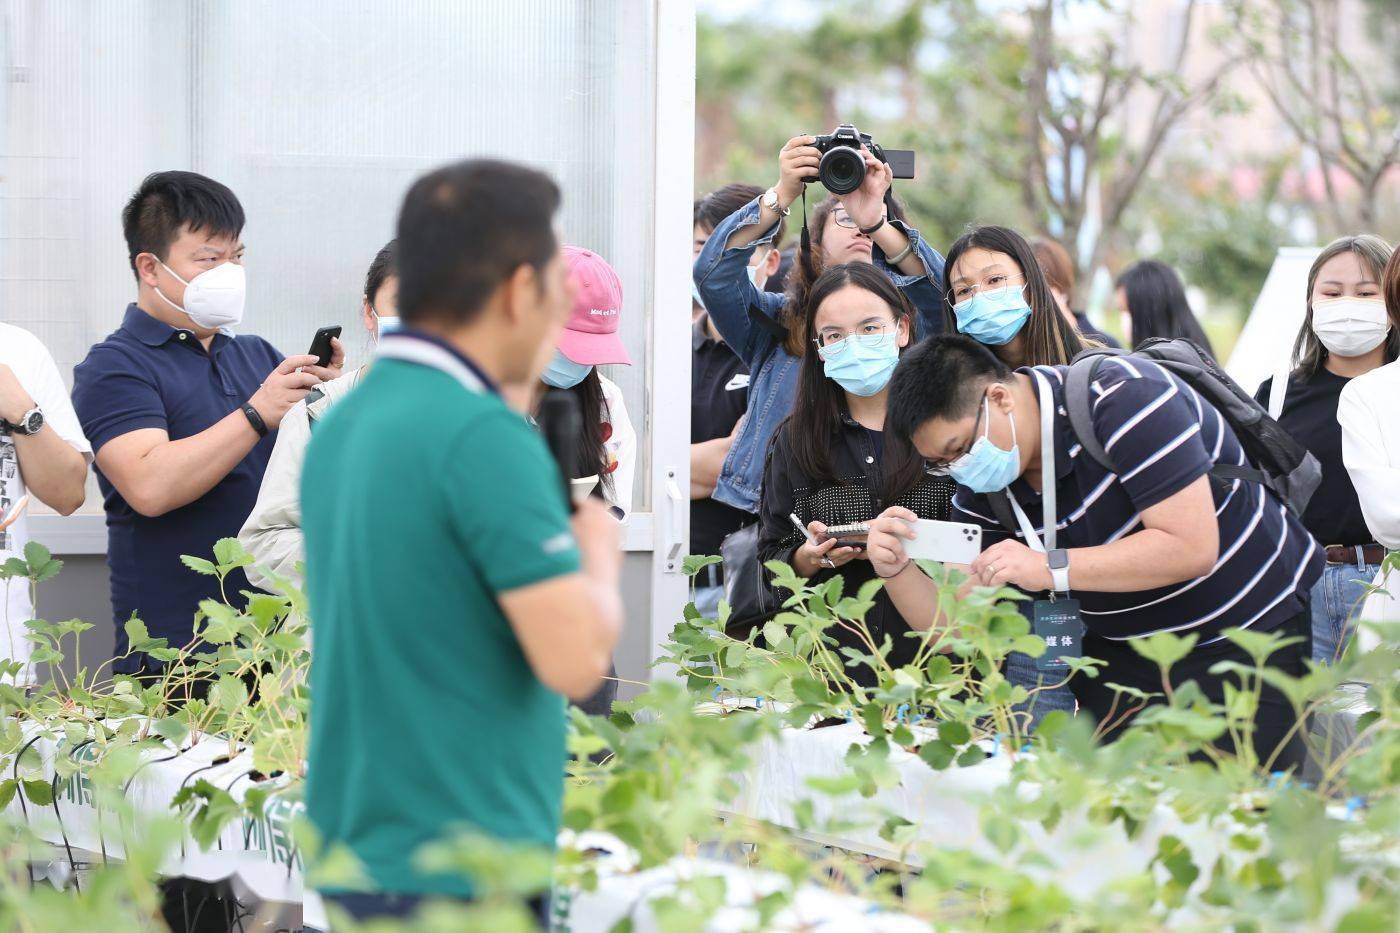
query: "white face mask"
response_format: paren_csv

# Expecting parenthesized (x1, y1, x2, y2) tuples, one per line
(155, 260, 246, 330)
(1311, 297, 1391, 358)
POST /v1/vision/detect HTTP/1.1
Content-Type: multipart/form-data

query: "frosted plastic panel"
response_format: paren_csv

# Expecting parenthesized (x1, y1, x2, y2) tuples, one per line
(1, 0, 658, 509)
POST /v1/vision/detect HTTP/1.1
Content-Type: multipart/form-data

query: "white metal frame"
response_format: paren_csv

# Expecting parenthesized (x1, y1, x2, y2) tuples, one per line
(643, 0, 696, 666)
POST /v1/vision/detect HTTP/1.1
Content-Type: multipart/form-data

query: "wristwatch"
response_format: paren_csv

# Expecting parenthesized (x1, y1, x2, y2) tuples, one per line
(1047, 548, 1071, 594)
(2, 406, 44, 436)
(761, 187, 791, 217)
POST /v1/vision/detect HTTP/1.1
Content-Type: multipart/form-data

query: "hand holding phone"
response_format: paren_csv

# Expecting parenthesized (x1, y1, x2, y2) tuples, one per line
(308, 325, 343, 368)
(900, 519, 982, 564)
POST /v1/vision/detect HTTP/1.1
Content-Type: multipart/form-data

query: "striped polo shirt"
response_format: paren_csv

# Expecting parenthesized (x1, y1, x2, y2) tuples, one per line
(953, 359, 1323, 642)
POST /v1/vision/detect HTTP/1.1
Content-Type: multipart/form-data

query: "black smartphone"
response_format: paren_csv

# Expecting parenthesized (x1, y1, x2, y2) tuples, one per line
(833, 538, 867, 551)
(308, 325, 342, 367)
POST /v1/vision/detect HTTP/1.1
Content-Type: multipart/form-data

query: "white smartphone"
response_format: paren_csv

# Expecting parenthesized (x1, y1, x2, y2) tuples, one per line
(902, 519, 983, 565)
(570, 476, 599, 504)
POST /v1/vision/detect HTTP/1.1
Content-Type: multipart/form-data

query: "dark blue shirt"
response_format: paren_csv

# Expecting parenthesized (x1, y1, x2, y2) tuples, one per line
(72, 305, 284, 664)
(953, 360, 1322, 642)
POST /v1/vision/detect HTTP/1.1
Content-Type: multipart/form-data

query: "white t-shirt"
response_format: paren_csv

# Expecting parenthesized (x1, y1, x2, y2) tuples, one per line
(0, 323, 92, 680)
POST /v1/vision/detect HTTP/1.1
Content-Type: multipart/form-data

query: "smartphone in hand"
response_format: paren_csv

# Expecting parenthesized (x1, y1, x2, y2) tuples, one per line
(308, 325, 342, 368)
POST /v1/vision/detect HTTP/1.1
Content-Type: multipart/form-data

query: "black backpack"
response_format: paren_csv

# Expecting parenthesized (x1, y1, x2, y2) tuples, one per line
(1061, 339, 1321, 515)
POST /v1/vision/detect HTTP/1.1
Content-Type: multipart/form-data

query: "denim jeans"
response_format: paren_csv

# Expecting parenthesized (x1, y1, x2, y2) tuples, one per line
(1309, 558, 1381, 663)
(694, 583, 724, 620)
(1004, 649, 1077, 731)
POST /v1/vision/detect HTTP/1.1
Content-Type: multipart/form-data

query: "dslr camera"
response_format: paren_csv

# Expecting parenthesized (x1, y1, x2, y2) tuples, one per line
(808, 124, 916, 196)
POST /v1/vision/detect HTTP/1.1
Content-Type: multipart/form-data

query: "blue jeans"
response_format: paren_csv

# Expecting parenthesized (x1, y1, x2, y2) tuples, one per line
(694, 583, 724, 620)
(1310, 559, 1381, 663)
(1004, 649, 1077, 732)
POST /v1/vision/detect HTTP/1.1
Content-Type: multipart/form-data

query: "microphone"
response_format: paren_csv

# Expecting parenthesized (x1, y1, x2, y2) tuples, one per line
(538, 388, 582, 513)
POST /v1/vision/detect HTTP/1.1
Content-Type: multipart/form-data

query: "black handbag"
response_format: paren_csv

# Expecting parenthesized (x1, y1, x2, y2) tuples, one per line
(719, 522, 780, 638)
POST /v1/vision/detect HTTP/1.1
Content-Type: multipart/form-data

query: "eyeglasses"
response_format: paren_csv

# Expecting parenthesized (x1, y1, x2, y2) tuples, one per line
(947, 273, 1026, 309)
(832, 209, 887, 230)
(814, 320, 894, 352)
(924, 395, 986, 475)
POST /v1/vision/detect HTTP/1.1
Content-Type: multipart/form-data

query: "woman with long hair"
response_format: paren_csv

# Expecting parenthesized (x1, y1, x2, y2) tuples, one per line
(1116, 259, 1216, 356)
(1256, 234, 1396, 662)
(757, 262, 955, 681)
(941, 225, 1087, 368)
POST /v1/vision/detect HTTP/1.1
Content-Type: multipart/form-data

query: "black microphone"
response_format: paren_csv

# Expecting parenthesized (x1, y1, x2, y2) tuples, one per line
(538, 388, 582, 513)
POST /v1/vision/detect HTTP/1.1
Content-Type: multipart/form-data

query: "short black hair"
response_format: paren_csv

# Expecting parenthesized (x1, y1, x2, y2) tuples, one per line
(396, 159, 560, 326)
(694, 183, 785, 246)
(122, 171, 245, 276)
(364, 239, 398, 304)
(889, 334, 1013, 438)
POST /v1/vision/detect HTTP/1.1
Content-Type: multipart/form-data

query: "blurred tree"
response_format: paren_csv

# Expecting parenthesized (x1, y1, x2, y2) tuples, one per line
(1222, 0, 1400, 234)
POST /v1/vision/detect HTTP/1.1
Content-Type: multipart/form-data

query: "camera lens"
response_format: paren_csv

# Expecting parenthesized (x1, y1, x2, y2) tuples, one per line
(819, 146, 865, 195)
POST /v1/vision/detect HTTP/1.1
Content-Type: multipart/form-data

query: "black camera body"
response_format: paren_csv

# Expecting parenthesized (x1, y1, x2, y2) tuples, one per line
(808, 123, 916, 196)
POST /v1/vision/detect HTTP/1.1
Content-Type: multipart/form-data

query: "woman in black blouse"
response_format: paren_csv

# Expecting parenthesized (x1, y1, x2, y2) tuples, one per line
(1256, 234, 1396, 662)
(757, 263, 954, 679)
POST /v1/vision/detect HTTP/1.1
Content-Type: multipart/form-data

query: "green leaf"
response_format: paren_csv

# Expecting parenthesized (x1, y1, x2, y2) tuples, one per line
(180, 555, 219, 577)
(1128, 631, 1198, 672)
(124, 616, 149, 646)
(22, 779, 54, 805)
(956, 746, 987, 767)
(212, 675, 247, 712)
(0, 779, 16, 809)
(919, 739, 956, 770)
(212, 537, 253, 571)
(682, 554, 724, 577)
(937, 720, 971, 746)
(804, 773, 862, 796)
(153, 717, 190, 746)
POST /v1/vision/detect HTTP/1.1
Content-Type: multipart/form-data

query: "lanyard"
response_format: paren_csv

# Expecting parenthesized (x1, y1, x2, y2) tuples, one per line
(1007, 370, 1058, 554)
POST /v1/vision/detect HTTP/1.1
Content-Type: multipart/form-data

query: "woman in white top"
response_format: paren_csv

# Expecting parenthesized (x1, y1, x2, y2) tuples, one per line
(239, 241, 397, 589)
(1338, 246, 1400, 632)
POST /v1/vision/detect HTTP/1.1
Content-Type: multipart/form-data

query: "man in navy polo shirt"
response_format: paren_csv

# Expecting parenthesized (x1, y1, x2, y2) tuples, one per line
(72, 171, 342, 673)
(868, 335, 1322, 770)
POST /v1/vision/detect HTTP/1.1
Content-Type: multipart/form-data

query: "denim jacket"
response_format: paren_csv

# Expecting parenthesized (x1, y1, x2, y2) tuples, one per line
(692, 196, 946, 512)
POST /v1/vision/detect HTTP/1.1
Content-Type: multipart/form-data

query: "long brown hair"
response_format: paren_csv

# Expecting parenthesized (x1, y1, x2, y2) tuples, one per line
(1290, 234, 1397, 378)
(1385, 243, 1400, 324)
(940, 225, 1085, 366)
(786, 263, 924, 504)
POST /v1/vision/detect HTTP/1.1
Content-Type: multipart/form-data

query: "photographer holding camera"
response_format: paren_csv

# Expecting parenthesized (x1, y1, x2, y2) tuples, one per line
(692, 127, 946, 523)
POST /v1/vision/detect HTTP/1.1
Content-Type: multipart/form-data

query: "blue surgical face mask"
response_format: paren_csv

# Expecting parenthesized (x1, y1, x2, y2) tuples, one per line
(541, 350, 594, 389)
(954, 287, 1032, 346)
(692, 279, 706, 311)
(372, 310, 401, 341)
(947, 395, 1021, 493)
(818, 331, 900, 397)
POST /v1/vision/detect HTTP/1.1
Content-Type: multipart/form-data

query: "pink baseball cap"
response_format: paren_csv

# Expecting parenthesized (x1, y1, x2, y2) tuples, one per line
(558, 245, 631, 366)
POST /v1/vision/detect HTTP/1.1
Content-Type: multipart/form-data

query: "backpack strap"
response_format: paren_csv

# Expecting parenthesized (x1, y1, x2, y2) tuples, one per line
(986, 490, 1019, 535)
(1063, 354, 1114, 472)
(1064, 353, 1272, 493)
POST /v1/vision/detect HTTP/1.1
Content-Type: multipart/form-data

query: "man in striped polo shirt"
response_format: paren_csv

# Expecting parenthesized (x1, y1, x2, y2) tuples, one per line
(868, 335, 1322, 769)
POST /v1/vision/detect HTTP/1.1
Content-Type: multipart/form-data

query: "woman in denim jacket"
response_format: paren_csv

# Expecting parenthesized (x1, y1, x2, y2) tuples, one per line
(693, 135, 947, 515)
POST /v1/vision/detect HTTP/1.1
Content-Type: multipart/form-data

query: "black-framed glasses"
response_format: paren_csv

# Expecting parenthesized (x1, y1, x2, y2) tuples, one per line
(925, 395, 986, 475)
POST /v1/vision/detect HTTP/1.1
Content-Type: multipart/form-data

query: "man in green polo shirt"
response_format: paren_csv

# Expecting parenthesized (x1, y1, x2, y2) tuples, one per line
(301, 158, 624, 925)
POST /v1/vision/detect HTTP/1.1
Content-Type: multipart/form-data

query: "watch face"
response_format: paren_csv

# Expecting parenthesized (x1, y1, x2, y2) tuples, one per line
(22, 410, 43, 435)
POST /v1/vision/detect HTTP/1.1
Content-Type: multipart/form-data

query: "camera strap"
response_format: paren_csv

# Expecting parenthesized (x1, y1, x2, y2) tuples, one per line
(799, 184, 811, 260)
